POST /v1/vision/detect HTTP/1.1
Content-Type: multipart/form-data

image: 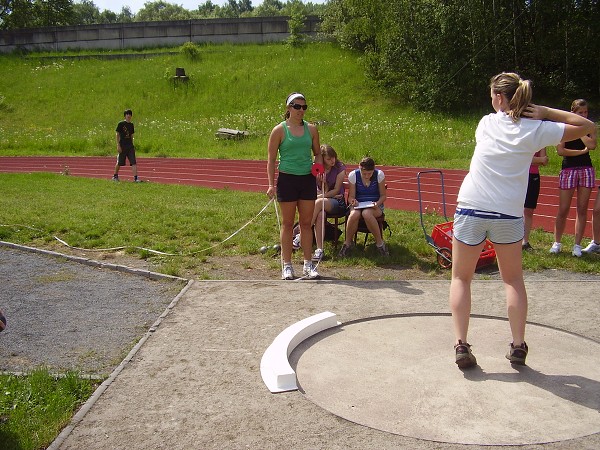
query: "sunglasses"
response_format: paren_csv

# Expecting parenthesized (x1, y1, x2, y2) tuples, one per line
(290, 103, 308, 110)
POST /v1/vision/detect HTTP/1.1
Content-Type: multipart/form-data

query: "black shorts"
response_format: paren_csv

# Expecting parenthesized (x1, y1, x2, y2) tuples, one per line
(276, 172, 317, 202)
(524, 173, 541, 209)
(117, 147, 137, 166)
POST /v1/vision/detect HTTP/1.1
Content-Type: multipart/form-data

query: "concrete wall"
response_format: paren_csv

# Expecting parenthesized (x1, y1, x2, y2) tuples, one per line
(0, 16, 321, 53)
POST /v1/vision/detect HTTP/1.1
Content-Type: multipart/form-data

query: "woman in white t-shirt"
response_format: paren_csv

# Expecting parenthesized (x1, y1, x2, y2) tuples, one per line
(450, 72, 595, 369)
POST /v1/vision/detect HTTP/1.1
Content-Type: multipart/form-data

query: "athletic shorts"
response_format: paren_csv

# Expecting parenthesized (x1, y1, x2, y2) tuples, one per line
(453, 208, 524, 245)
(524, 173, 541, 209)
(277, 172, 317, 202)
(559, 167, 595, 190)
(327, 197, 347, 216)
(117, 147, 137, 166)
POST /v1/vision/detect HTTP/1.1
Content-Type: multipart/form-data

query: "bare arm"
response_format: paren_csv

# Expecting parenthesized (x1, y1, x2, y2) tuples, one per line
(556, 141, 589, 157)
(115, 132, 122, 153)
(348, 182, 357, 207)
(523, 104, 595, 142)
(375, 179, 387, 207)
(309, 124, 323, 165)
(326, 170, 346, 198)
(266, 125, 283, 197)
(531, 147, 549, 166)
(581, 126, 597, 150)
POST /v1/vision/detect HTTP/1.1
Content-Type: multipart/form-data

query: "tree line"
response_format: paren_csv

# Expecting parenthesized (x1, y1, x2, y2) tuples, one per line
(3, 0, 598, 111)
(0, 0, 326, 29)
(321, 0, 600, 111)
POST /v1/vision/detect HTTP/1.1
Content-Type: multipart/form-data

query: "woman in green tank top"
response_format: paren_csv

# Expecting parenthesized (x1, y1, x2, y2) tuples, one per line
(267, 92, 323, 280)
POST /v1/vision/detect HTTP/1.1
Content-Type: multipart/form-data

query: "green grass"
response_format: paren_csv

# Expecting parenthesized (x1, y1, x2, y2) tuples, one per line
(1, 173, 599, 277)
(0, 369, 96, 450)
(0, 42, 490, 170)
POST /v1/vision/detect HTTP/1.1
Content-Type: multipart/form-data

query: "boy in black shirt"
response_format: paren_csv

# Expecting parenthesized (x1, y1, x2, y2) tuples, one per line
(113, 109, 140, 182)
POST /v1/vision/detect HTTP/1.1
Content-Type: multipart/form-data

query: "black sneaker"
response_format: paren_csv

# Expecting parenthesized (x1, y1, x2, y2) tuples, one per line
(522, 242, 533, 251)
(454, 340, 477, 368)
(338, 243, 352, 258)
(112, 175, 119, 182)
(506, 341, 528, 365)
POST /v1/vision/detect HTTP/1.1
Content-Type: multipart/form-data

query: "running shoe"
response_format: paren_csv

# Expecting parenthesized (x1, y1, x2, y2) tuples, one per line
(112, 175, 119, 182)
(282, 265, 295, 280)
(582, 241, 600, 253)
(549, 242, 562, 254)
(454, 340, 477, 369)
(302, 262, 320, 280)
(292, 234, 301, 250)
(572, 244, 582, 258)
(338, 243, 352, 258)
(377, 242, 389, 256)
(522, 242, 533, 251)
(312, 248, 324, 262)
(506, 341, 528, 365)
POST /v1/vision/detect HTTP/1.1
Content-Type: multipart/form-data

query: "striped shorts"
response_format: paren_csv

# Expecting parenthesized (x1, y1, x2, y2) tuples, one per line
(453, 208, 524, 246)
(559, 167, 595, 190)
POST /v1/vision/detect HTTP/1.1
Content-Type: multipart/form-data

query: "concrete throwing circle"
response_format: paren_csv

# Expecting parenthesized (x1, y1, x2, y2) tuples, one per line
(293, 315, 600, 445)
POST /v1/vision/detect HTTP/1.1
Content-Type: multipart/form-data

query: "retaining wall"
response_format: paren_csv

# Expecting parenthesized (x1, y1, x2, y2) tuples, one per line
(0, 16, 321, 53)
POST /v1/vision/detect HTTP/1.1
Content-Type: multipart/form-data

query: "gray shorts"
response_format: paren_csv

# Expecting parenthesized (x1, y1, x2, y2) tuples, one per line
(327, 197, 347, 216)
(453, 208, 523, 245)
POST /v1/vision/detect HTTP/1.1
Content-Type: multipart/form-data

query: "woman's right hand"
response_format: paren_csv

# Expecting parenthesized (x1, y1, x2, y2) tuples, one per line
(267, 186, 275, 198)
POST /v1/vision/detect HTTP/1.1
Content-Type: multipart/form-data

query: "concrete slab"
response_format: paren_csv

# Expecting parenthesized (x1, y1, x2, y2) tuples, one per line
(56, 278, 600, 449)
(294, 315, 600, 445)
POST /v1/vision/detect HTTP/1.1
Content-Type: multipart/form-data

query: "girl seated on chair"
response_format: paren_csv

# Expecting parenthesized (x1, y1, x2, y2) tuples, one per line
(338, 156, 389, 257)
(293, 144, 347, 261)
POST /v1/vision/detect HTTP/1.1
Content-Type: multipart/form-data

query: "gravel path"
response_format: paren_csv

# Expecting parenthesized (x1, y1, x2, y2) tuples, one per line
(0, 245, 186, 376)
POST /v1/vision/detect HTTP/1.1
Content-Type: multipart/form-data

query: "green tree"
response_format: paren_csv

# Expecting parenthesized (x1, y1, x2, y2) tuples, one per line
(322, 0, 600, 110)
(135, 1, 192, 21)
(72, 0, 100, 24)
(1, 0, 36, 29)
(34, 0, 75, 27)
(254, 0, 283, 16)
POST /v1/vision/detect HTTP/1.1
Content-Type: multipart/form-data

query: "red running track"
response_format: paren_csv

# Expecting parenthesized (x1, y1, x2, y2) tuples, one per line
(0, 156, 595, 238)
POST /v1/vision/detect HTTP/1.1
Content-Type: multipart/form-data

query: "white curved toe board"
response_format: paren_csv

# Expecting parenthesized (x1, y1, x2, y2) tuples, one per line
(260, 311, 340, 393)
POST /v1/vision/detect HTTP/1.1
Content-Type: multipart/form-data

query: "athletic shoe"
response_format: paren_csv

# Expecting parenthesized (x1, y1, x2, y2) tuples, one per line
(549, 242, 562, 254)
(112, 175, 119, 182)
(377, 242, 389, 256)
(312, 248, 324, 262)
(454, 340, 477, 369)
(582, 241, 600, 253)
(522, 242, 533, 251)
(338, 243, 352, 258)
(572, 244, 582, 258)
(302, 262, 320, 280)
(506, 341, 528, 365)
(134, 178, 142, 183)
(282, 265, 294, 280)
(292, 234, 301, 250)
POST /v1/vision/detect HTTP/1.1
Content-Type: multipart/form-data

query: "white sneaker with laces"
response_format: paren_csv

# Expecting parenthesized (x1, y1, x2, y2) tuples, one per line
(582, 241, 600, 253)
(312, 248, 324, 262)
(282, 265, 295, 280)
(572, 244, 582, 257)
(292, 234, 301, 250)
(302, 262, 320, 280)
(549, 242, 562, 254)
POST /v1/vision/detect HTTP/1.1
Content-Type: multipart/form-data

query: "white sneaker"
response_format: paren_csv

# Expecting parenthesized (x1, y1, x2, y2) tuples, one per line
(292, 234, 301, 250)
(572, 244, 582, 257)
(302, 262, 320, 280)
(582, 241, 600, 253)
(549, 242, 562, 254)
(312, 248, 324, 262)
(282, 265, 295, 280)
